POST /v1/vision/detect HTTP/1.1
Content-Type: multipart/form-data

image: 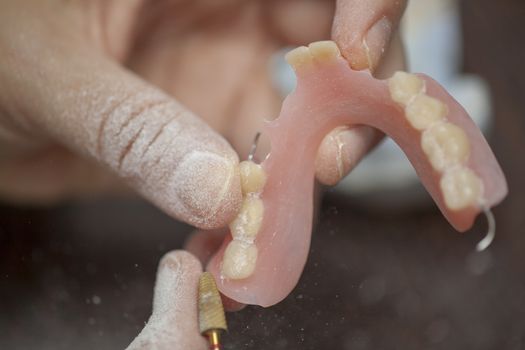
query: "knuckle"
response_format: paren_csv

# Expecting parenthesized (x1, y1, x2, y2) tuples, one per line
(95, 91, 175, 173)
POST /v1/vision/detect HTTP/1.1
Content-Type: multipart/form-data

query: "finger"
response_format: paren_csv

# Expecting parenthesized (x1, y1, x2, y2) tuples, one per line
(185, 229, 246, 311)
(185, 229, 228, 266)
(264, 0, 334, 45)
(374, 32, 407, 79)
(7, 45, 242, 229)
(127, 250, 207, 350)
(315, 33, 406, 186)
(315, 126, 382, 186)
(332, 0, 408, 71)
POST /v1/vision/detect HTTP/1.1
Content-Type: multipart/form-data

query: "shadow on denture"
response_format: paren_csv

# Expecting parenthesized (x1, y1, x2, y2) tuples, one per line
(207, 40, 508, 307)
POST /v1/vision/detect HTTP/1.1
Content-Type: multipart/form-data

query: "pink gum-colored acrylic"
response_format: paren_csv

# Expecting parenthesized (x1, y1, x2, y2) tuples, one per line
(208, 51, 507, 307)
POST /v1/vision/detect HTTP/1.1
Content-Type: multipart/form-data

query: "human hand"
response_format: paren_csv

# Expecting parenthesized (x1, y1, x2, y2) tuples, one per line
(0, 0, 405, 229)
(126, 250, 208, 350)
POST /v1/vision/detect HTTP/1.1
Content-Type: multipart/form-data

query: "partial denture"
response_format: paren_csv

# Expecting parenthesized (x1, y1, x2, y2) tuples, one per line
(209, 40, 507, 306)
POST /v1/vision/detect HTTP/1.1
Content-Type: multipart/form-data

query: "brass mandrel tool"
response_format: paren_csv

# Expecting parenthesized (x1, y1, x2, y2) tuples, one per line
(198, 272, 227, 350)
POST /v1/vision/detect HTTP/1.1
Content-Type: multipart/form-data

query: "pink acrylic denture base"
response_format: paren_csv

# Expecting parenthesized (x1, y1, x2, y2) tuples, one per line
(207, 52, 507, 307)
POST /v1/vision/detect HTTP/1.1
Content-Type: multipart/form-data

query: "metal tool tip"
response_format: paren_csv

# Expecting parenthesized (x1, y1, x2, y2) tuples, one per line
(198, 272, 227, 334)
(248, 132, 261, 161)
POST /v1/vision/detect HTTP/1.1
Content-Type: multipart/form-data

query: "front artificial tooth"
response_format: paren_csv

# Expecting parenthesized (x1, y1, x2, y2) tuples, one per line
(440, 167, 483, 210)
(308, 41, 341, 62)
(285, 46, 313, 70)
(405, 94, 448, 130)
(421, 122, 470, 172)
(222, 241, 258, 280)
(239, 160, 267, 194)
(229, 195, 264, 243)
(388, 71, 425, 106)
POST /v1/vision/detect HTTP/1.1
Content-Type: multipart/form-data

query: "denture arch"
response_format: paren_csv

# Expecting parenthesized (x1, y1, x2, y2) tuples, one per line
(209, 40, 507, 307)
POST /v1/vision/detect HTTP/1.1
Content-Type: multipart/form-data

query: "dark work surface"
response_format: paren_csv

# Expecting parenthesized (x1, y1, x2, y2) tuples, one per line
(1, 0, 525, 349)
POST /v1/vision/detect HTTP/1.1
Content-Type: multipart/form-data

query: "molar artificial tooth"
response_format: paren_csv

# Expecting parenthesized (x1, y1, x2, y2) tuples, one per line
(440, 167, 483, 210)
(308, 41, 341, 62)
(239, 160, 267, 194)
(229, 195, 264, 243)
(285, 46, 313, 70)
(405, 94, 448, 130)
(421, 122, 470, 172)
(388, 71, 425, 106)
(222, 240, 258, 280)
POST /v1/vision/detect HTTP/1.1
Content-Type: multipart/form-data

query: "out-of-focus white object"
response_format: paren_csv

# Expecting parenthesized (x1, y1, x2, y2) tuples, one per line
(269, 0, 492, 209)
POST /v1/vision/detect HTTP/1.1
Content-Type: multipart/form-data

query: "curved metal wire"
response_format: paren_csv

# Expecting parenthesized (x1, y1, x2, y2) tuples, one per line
(476, 207, 496, 252)
(248, 132, 261, 161)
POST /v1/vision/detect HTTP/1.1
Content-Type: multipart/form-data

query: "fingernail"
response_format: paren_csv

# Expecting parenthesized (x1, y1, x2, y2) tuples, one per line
(363, 17, 392, 72)
(172, 151, 241, 229)
(333, 126, 376, 180)
(334, 127, 357, 178)
(154, 250, 202, 315)
(160, 251, 184, 272)
(316, 126, 354, 186)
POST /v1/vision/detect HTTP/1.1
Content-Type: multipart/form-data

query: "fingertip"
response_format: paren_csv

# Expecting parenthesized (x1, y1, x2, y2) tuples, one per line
(153, 250, 203, 317)
(132, 250, 207, 350)
(362, 17, 393, 71)
(315, 127, 353, 186)
(315, 126, 381, 186)
(169, 151, 242, 230)
(332, 0, 407, 71)
(334, 16, 392, 72)
(159, 250, 203, 276)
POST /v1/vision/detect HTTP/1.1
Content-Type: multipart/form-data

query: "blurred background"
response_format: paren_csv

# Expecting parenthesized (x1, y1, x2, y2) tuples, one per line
(1, 0, 524, 349)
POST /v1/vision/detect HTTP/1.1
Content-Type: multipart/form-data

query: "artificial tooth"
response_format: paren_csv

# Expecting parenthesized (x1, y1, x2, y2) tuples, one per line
(308, 41, 341, 62)
(222, 240, 258, 280)
(405, 94, 448, 130)
(388, 71, 425, 106)
(421, 122, 471, 172)
(239, 160, 267, 194)
(440, 167, 483, 210)
(285, 46, 313, 70)
(229, 195, 264, 243)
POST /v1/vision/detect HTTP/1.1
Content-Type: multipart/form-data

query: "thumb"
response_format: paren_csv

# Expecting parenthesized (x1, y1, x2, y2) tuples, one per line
(127, 250, 207, 350)
(10, 46, 242, 229)
(332, 0, 407, 71)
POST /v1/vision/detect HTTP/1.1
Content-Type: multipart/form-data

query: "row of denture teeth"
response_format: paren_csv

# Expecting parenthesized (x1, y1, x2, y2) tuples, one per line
(388, 71, 484, 210)
(221, 160, 267, 279)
